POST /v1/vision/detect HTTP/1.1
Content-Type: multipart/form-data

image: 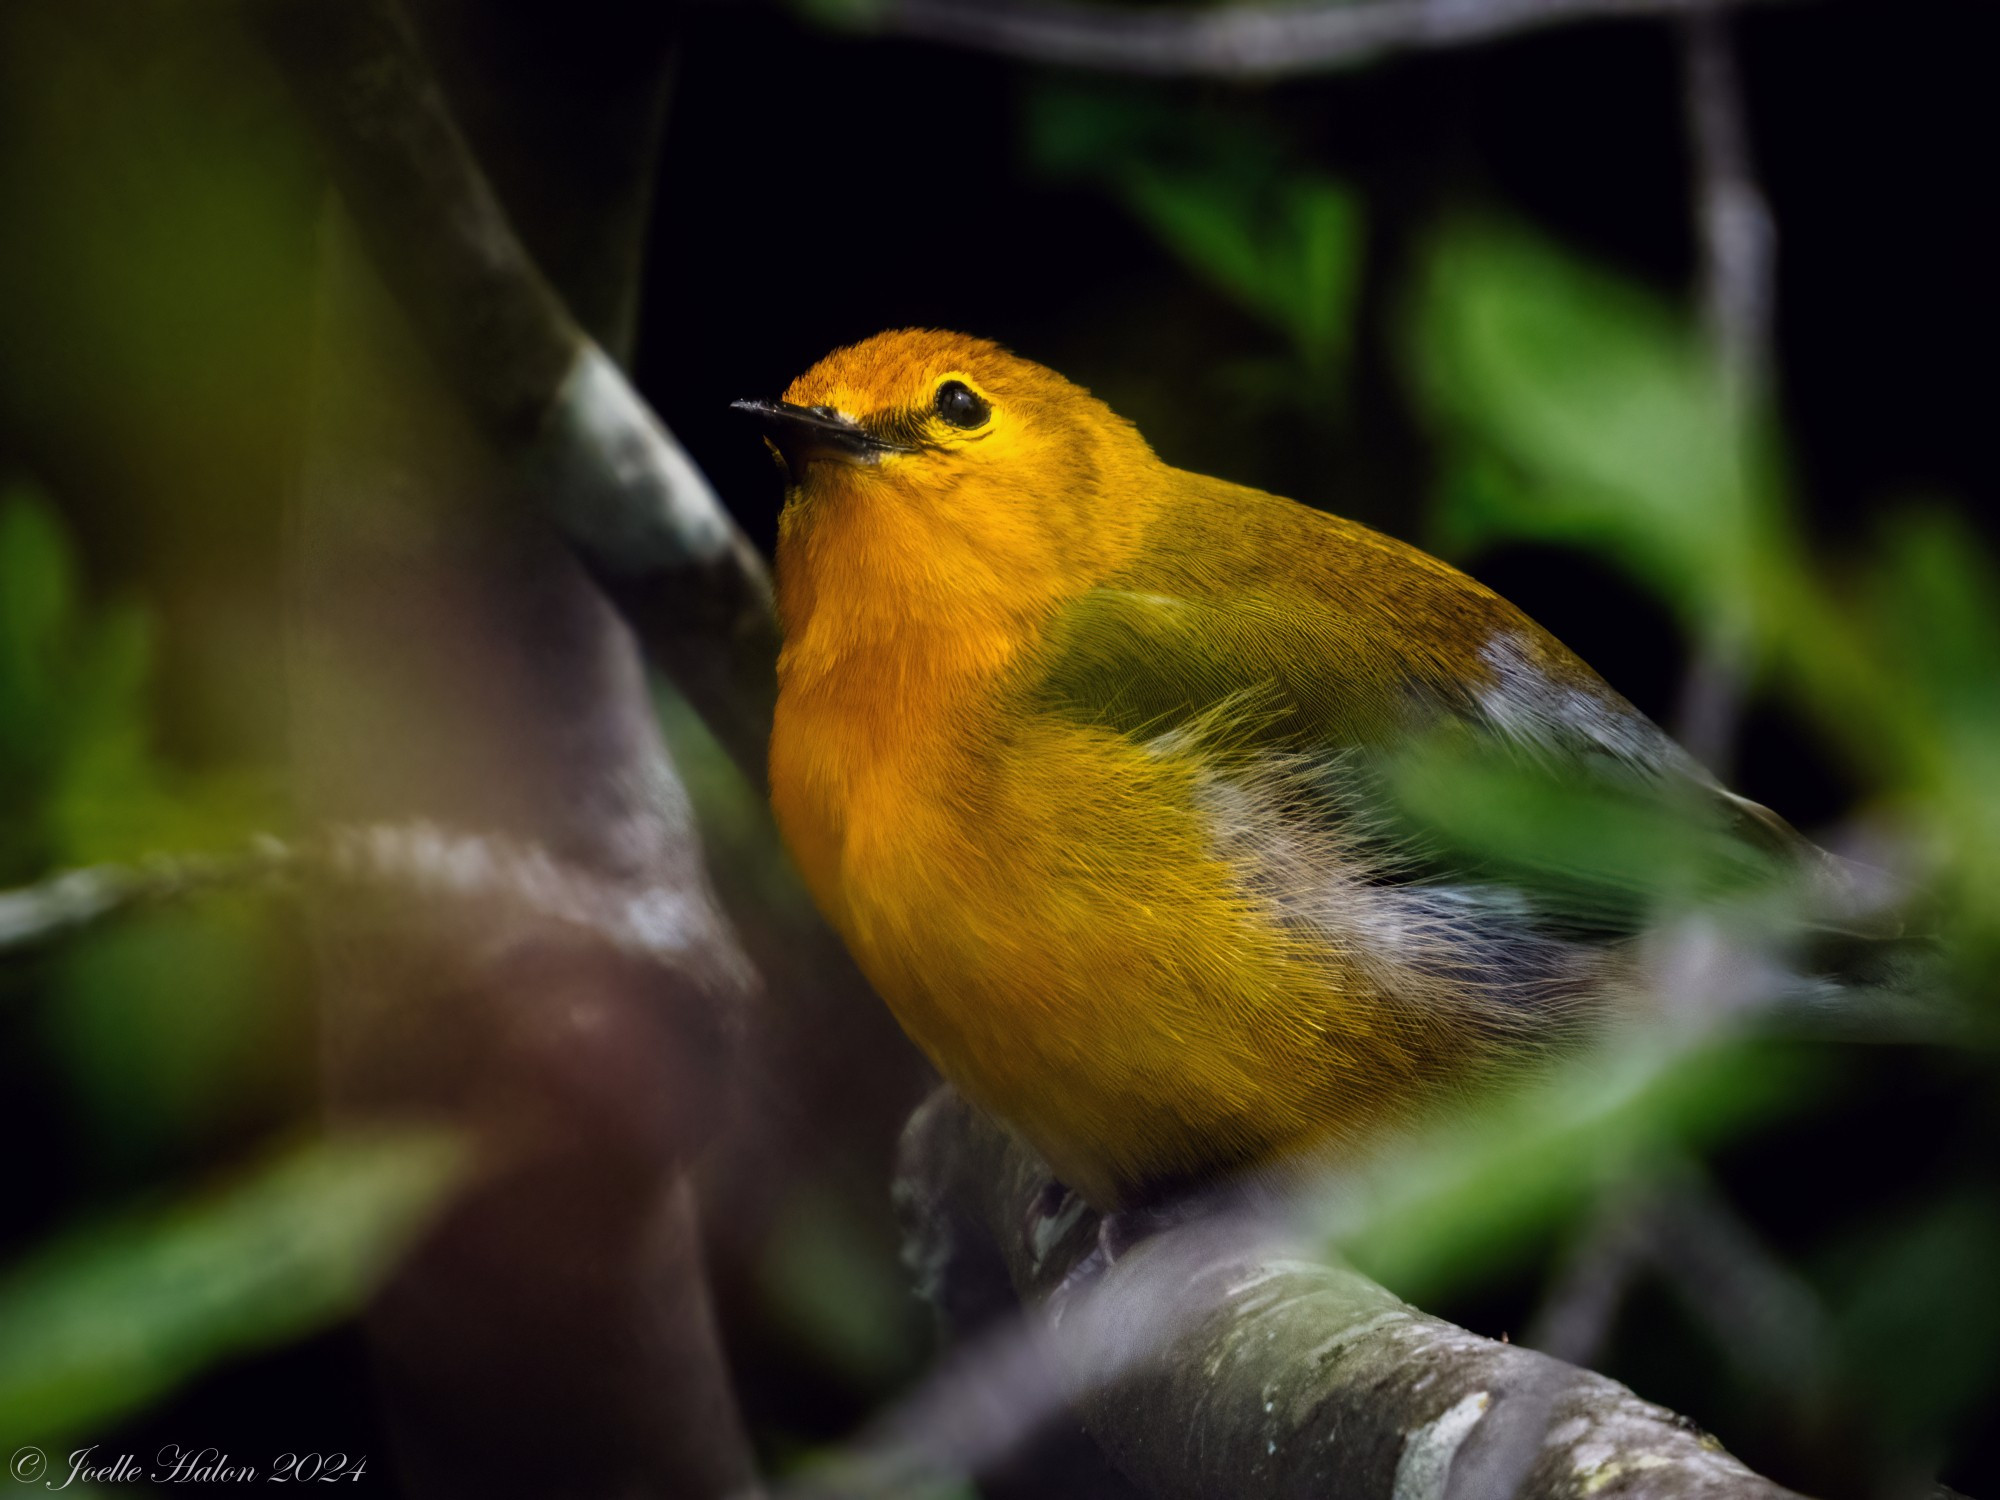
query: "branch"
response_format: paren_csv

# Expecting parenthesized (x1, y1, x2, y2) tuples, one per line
(1671, 6, 1775, 775)
(250, 0, 778, 790)
(1523, 1183, 1659, 1368)
(881, 1089, 1809, 1500)
(1681, 7, 1776, 406)
(0, 841, 289, 955)
(865, 0, 1805, 80)
(0, 825, 744, 968)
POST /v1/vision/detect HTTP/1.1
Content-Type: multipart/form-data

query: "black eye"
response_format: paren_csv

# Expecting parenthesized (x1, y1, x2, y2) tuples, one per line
(934, 380, 989, 429)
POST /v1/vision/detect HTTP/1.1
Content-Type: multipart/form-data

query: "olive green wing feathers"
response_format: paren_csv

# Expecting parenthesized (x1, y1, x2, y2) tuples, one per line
(1014, 490, 1851, 946)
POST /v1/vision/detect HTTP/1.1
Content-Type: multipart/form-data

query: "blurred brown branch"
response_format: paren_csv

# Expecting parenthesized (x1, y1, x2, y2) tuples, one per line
(252, 0, 766, 1494)
(250, 0, 778, 791)
(869, 0, 1804, 80)
(881, 1088, 1809, 1500)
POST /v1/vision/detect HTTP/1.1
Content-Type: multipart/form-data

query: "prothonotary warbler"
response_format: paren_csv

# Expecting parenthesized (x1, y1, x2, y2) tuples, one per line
(736, 329, 1891, 1212)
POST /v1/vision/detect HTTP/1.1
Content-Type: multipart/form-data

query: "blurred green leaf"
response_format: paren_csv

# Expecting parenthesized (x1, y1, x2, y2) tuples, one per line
(1324, 1035, 1817, 1303)
(759, 1185, 921, 1385)
(0, 482, 280, 874)
(1403, 220, 1948, 802)
(0, 1130, 467, 1443)
(0, 482, 76, 751)
(1027, 84, 1363, 379)
(1388, 734, 1790, 925)
(43, 900, 296, 1168)
(1865, 509, 2000, 914)
(1409, 224, 1778, 631)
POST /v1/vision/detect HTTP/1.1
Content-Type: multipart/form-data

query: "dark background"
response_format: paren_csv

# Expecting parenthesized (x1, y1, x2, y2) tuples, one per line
(0, 0, 1994, 1495)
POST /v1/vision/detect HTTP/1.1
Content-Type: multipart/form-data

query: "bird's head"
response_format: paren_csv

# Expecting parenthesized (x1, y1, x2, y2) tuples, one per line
(737, 330, 1158, 642)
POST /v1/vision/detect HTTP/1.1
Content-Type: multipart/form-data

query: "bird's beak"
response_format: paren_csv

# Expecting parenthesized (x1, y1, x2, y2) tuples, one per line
(730, 398, 912, 475)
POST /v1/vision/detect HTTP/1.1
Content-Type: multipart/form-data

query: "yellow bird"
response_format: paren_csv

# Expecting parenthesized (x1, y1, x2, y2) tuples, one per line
(736, 328, 1870, 1212)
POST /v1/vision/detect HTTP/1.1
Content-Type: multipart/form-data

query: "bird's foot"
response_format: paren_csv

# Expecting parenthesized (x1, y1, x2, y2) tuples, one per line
(1024, 1179, 1094, 1280)
(1043, 1200, 1198, 1321)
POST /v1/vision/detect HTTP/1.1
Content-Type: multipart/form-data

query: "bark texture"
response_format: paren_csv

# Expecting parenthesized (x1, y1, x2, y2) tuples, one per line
(277, 1, 759, 1494)
(896, 1088, 1810, 1500)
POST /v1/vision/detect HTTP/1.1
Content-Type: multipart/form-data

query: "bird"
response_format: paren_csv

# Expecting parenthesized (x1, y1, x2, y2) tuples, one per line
(735, 328, 1898, 1213)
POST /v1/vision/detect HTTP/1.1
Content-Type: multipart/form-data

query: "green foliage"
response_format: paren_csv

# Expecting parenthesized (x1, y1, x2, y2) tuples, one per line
(1408, 223, 2000, 955)
(1388, 734, 1791, 923)
(1026, 83, 1364, 387)
(0, 481, 278, 875)
(44, 902, 289, 1165)
(1410, 226, 1778, 636)
(0, 495, 461, 1444)
(1330, 1038, 1818, 1304)
(0, 1131, 466, 1443)
(0, 486, 292, 1167)
(1384, 214, 2000, 1480)
(759, 1185, 922, 1385)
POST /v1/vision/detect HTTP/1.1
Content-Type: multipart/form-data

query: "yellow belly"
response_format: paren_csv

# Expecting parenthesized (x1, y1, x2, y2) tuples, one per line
(774, 694, 1404, 1207)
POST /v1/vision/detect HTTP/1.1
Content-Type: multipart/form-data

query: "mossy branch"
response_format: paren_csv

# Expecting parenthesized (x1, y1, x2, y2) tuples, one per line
(885, 1088, 1809, 1500)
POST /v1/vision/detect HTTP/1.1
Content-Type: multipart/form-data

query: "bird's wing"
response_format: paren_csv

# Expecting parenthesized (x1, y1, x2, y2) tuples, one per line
(1014, 492, 1840, 948)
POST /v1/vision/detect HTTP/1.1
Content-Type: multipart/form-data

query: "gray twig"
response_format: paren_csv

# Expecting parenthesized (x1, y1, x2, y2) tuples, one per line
(864, 0, 1805, 80)
(1681, 6, 1776, 406)
(0, 841, 290, 955)
(1672, 6, 1775, 776)
(249, 0, 779, 789)
(1527, 1164, 1831, 1400)
(0, 825, 727, 967)
(1647, 1169, 1831, 1397)
(1525, 1185, 1661, 1369)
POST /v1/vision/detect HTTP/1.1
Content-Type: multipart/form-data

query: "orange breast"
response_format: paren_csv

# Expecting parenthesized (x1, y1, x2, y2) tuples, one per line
(771, 657, 1399, 1207)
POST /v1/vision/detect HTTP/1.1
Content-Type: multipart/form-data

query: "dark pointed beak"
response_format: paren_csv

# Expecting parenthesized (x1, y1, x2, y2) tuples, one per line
(730, 398, 912, 474)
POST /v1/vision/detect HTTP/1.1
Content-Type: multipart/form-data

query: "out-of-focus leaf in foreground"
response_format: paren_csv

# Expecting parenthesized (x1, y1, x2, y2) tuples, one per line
(0, 1130, 467, 1442)
(1865, 509, 2000, 933)
(1408, 221, 2000, 975)
(1, 484, 299, 1164)
(0, 480, 281, 874)
(1314, 1032, 1818, 1306)
(1387, 734, 1794, 931)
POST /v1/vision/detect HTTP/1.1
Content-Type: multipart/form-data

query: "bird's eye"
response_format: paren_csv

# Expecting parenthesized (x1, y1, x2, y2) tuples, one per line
(934, 380, 989, 430)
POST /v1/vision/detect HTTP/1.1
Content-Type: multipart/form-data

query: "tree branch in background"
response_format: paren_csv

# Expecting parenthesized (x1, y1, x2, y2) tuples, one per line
(250, 0, 779, 790)
(1681, 7, 1776, 406)
(1525, 1163, 1828, 1397)
(869, 0, 1803, 80)
(0, 841, 291, 955)
(0, 826, 741, 967)
(1524, 1183, 1661, 1369)
(266, 0, 764, 1492)
(882, 1089, 1807, 1500)
(1644, 1168, 1831, 1399)
(1672, 6, 1775, 777)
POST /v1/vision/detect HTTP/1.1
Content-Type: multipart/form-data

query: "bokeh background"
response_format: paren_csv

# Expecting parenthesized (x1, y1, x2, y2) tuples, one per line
(1, 0, 1994, 1495)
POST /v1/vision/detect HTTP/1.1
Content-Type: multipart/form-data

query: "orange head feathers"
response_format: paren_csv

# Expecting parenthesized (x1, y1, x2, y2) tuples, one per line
(737, 331, 1160, 664)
